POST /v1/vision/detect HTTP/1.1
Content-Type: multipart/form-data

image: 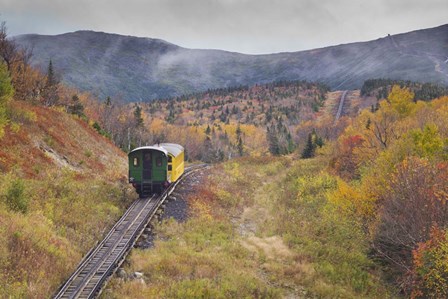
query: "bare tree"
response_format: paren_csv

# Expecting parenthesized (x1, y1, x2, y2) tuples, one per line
(0, 21, 18, 71)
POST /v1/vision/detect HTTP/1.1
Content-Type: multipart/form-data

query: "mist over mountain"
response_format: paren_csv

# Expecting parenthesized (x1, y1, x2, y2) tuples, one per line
(14, 24, 448, 101)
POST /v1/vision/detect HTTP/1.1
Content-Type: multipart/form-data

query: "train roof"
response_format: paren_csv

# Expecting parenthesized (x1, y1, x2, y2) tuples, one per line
(159, 143, 184, 157)
(129, 143, 184, 157)
(129, 145, 168, 155)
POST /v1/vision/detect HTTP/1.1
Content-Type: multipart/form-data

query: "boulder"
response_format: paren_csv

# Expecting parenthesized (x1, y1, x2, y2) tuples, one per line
(117, 268, 127, 279)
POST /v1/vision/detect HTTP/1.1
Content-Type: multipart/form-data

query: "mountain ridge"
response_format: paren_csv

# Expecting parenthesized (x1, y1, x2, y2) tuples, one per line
(14, 24, 448, 101)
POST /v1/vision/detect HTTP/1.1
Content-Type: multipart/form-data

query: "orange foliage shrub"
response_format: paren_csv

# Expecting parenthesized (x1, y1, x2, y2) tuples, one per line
(330, 134, 364, 179)
(411, 226, 448, 299)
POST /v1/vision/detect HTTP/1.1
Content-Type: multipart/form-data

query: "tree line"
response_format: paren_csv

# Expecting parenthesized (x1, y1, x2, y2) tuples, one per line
(361, 78, 448, 101)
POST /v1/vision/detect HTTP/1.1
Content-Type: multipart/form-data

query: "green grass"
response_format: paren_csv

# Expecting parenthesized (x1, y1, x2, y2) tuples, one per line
(0, 169, 132, 298)
(107, 156, 395, 298)
(106, 218, 281, 298)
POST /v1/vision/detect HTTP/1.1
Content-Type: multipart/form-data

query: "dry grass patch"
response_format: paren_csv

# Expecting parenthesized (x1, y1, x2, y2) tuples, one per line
(241, 236, 293, 261)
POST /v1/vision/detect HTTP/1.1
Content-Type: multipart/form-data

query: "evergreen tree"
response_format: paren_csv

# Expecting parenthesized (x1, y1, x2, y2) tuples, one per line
(236, 123, 244, 156)
(205, 124, 211, 135)
(134, 105, 144, 127)
(217, 148, 225, 161)
(166, 108, 175, 123)
(301, 133, 316, 159)
(219, 111, 226, 122)
(366, 117, 371, 130)
(46, 60, 56, 86)
(236, 122, 242, 137)
(267, 126, 280, 155)
(237, 136, 243, 156)
(315, 135, 324, 148)
(68, 94, 84, 117)
(202, 136, 213, 163)
(43, 59, 59, 106)
(287, 132, 295, 152)
(105, 96, 112, 107)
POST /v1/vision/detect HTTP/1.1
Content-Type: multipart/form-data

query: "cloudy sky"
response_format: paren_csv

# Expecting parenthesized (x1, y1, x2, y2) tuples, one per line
(2, 0, 447, 54)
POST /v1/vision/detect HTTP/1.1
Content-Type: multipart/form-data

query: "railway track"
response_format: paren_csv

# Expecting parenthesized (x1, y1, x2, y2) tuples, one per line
(53, 164, 205, 299)
(335, 90, 348, 121)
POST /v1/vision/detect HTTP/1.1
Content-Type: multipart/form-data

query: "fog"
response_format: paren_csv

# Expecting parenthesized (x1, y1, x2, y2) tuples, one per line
(2, 0, 447, 54)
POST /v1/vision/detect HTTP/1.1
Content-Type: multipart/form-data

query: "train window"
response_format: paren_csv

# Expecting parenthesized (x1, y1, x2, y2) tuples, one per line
(168, 165, 172, 171)
(133, 157, 138, 166)
(156, 157, 162, 167)
(168, 156, 172, 162)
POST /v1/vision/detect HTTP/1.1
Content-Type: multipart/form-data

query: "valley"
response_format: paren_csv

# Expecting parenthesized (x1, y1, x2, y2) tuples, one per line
(1, 15, 448, 298)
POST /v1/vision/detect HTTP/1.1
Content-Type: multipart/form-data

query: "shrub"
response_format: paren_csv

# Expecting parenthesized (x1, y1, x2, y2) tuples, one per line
(373, 157, 448, 289)
(0, 62, 14, 138)
(5, 178, 28, 213)
(411, 227, 448, 299)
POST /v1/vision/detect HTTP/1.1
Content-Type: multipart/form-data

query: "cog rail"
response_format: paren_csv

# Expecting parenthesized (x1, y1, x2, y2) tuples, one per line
(53, 164, 206, 299)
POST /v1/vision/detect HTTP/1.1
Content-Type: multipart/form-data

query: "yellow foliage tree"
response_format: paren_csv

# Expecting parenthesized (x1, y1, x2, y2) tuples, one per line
(328, 178, 376, 221)
(387, 85, 416, 117)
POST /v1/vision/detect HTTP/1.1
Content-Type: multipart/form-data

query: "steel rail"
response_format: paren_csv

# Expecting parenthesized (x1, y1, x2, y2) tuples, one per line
(335, 90, 348, 121)
(53, 164, 206, 299)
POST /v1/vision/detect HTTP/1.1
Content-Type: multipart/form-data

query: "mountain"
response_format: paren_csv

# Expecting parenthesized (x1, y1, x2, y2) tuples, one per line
(14, 24, 448, 101)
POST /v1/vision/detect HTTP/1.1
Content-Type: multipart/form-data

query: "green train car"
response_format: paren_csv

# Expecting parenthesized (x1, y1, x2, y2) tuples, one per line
(128, 143, 185, 198)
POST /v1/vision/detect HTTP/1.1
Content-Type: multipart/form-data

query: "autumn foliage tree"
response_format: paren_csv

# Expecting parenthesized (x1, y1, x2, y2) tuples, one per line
(0, 21, 46, 103)
(328, 86, 448, 294)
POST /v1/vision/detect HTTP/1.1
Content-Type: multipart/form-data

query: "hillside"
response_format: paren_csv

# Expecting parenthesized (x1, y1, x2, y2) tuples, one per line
(0, 100, 133, 297)
(14, 24, 448, 101)
(105, 86, 448, 299)
(97, 81, 338, 161)
(97, 78, 448, 162)
(0, 101, 126, 176)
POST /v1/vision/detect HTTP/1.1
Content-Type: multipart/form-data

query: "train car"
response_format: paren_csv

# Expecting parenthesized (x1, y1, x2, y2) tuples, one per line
(128, 143, 184, 198)
(160, 143, 185, 183)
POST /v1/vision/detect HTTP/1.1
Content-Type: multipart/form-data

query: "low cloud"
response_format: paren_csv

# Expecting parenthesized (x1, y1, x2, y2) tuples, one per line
(2, 0, 448, 54)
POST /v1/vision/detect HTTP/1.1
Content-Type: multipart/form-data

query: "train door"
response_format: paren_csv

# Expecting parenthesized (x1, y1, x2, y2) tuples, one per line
(167, 155, 173, 182)
(142, 151, 152, 180)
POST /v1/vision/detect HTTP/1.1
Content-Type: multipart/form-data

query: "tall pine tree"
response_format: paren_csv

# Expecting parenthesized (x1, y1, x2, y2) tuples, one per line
(301, 133, 316, 159)
(134, 105, 144, 128)
(236, 123, 244, 156)
(43, 59, 59, 106)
